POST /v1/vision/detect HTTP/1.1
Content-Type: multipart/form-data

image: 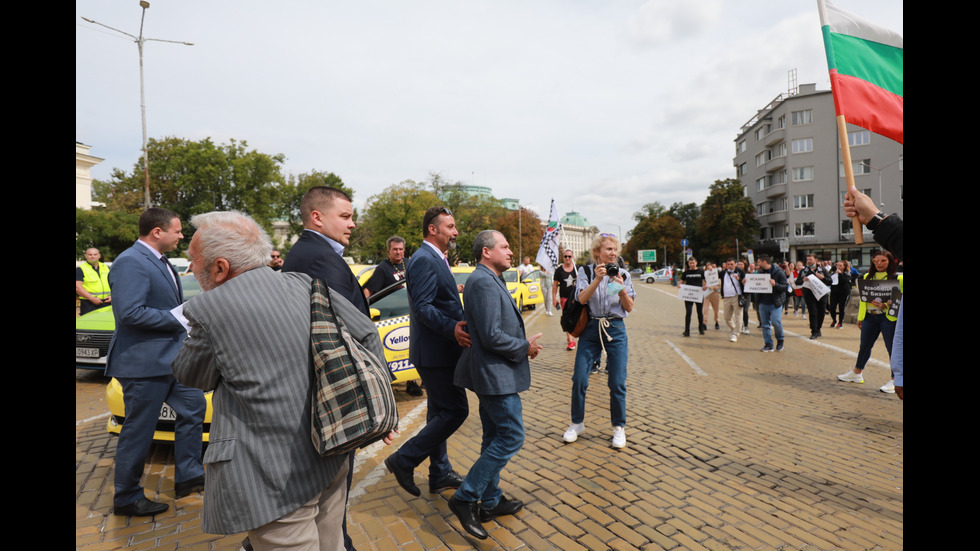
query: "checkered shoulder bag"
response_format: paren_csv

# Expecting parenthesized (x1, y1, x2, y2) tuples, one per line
(310, 278, 399, 456)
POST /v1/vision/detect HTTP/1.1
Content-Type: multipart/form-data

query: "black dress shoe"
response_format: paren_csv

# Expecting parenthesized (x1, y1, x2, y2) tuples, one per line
(384, 454, 420, 497)
(429, 470, 464, 493)
(448, 496, 487, 540)
(406, 380, 423, 396)
(114, 497, 169, 517)
(175, 475, 205, 498)
(479, 496, 524, 522)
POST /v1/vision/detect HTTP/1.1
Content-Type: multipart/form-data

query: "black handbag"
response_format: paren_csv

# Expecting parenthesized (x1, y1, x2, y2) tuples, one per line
(559, 265, 592, 337)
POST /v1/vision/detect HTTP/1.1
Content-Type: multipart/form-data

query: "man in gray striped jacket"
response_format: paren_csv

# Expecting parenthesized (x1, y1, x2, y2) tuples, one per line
(173, 211, 390, 550)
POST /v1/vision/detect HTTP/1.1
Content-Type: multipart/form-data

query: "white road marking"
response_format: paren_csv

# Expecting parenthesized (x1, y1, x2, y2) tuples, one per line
(349, 398, 429, 499)
(665, 340, 708, 376)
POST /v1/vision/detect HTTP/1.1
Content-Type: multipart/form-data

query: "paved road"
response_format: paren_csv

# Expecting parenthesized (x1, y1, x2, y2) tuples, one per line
(76, 281, 902, 550)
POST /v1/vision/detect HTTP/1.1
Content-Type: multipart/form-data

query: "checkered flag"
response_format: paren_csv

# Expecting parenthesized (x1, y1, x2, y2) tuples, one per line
(535, 199, 562, 275)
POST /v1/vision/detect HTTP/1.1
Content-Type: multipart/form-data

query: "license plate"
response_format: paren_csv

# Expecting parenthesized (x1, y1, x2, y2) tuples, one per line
(76, 347, 100, 358)
(159, 403, 178, 421)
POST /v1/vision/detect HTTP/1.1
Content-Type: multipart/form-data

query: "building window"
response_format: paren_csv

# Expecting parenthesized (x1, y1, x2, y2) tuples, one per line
(737, 162, 747, 176)
(777, 197, 788, 211)
(792, 166, 814, 181)
(756, 124, 770, 141)
(840, 159, 872, 176)
(755, 150, 771, 167)
(777, 115, 786, 129)
(792, 138, 813, 154)
(773, 169, 787, 185)
(793, 194, 815, 209)
(848, 130, 871, 146)
(737, 140, 746, 154)
(840, 219, 853, 235)
(791, 110, 813, 125)
(774, 142, 787, 157)
(795, 222, 815, 237)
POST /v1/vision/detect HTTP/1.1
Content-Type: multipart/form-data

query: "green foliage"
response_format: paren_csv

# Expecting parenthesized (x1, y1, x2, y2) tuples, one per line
(75, 208, 140, 260)
(494, 207, 543, 266)
(695, 178, 759, 261)
(355, 180, 440, 262)
(623, 202, 685, 266)
(92, 137, 290, 247)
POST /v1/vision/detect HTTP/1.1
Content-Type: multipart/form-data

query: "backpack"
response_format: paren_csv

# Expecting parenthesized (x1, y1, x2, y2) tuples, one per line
(559, 265, 593, 337)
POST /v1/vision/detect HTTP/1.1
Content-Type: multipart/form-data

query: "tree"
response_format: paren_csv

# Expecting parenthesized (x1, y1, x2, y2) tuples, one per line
(76, 208, 140, 260)
(355, 180, 440, 262)
(623, 202, 685, 267)
(93, 137, 291, 248)
(695, 178, 759, 262)
(494, 207, 543, 266)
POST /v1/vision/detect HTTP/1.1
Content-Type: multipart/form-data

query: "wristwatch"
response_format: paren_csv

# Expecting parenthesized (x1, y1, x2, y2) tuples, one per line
(865, 211, 887, 231)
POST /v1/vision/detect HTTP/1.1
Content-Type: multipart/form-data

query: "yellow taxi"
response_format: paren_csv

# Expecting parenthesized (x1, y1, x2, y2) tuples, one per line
(451, 265, 544, 311)
(106, 278, 417, 443)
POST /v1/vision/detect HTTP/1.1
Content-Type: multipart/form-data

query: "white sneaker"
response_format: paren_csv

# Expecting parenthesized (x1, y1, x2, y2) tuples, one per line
(611, 426, 626, 449)
(879, 380, 895, 393)
(741, 327, 750, 334)
(729, 334, 738, 342)
(545, 311, 554, 317)
(837, 370, 864, 383)
(563, 423, 585, 443)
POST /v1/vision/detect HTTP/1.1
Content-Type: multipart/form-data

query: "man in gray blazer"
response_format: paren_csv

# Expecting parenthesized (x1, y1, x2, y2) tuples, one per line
(173, 211, 390, 550)
(107, 207, 205, 517)
(448, 230, 542, 540)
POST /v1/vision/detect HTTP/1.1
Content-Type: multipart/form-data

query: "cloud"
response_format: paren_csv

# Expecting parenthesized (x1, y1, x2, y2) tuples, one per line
(628, 0, 724, 47)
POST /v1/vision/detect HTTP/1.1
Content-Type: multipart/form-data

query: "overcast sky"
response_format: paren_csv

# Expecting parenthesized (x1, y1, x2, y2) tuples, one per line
(76, 0, 902, 238)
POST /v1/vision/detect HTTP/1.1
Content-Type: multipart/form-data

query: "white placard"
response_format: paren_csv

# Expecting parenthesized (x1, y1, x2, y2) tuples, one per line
(704, 269, 719, 288)
(677, 284, 704, 303)
(743, 273, 773, 294)
(802, 274, 830, 299)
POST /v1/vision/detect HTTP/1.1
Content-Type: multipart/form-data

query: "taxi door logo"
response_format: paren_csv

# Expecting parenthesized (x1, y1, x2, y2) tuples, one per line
(384, 326, 411, 352)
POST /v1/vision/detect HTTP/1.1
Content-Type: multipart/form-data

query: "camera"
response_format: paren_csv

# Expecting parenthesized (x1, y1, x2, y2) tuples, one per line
(604, 263, 619, 278)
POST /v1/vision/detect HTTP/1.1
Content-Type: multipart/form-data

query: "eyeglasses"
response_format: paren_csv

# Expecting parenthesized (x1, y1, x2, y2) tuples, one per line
(563, 255, 573, 258)
(271, 254, 280, 258)
(600, 233, 616, 237)
(424, 206, 453, 228)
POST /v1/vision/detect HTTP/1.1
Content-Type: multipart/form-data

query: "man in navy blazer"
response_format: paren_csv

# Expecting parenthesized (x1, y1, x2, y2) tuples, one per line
(280, 185, 368, 550)
(385, 206, 470, 497)
(281, 186, 370, 317)
(106, 207, 206, 517)
(447, 230, 542, 540)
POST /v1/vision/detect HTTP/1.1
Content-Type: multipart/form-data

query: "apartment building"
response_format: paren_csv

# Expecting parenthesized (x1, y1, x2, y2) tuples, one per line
(733, 83, 903, 268)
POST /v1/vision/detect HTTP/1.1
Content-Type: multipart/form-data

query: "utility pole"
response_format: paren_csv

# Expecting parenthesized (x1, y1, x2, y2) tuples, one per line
(81, 2, 193, 210)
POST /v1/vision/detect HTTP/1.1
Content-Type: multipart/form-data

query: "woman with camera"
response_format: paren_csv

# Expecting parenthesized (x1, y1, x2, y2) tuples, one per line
(561, 234, 636, 449)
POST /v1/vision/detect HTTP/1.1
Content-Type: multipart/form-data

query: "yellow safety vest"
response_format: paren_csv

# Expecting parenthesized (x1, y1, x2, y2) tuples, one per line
(79, 262, 111, 299)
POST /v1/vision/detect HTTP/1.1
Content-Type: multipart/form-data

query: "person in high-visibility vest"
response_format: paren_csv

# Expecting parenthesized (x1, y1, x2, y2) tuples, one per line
(76, 247, 111, 315)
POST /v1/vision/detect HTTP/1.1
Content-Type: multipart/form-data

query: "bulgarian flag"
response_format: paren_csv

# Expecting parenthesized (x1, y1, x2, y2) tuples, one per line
(818, 0, 903, 144)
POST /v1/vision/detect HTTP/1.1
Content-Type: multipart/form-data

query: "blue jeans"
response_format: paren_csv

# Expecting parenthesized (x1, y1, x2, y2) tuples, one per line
(855, 313, 896, 371)
(571, 318, 628, 427)
(454, 393, 524, 509)
(758, 303, 784, 347)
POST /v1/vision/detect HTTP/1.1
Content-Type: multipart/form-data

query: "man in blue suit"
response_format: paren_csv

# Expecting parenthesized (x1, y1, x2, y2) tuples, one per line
(447, 230, 542, 540)
(385, 206, 470, 497)
(106, 207, 206, 517)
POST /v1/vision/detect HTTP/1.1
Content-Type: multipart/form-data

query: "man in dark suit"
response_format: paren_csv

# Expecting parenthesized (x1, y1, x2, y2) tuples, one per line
(173, 211, 389, 549)
(281, 185, 367, 550)
(384, 206, 469, 497)
(281, 186, 370, 317)
(448, 231, 542, 540)
(106, 207, 206, 517)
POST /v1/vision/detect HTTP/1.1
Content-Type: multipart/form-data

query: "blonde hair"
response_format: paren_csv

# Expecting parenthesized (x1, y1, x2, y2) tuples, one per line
(589, 235, 620, 264)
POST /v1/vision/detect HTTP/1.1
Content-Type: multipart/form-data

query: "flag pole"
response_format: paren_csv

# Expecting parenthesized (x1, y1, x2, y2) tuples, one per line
(836, 116, 864, 244)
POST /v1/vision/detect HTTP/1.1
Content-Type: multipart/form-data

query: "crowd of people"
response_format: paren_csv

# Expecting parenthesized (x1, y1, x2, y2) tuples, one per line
(78, 184, 899, 548)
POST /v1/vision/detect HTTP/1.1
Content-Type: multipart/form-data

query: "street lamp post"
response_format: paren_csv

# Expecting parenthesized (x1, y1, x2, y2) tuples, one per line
(81, 2, 193, 210)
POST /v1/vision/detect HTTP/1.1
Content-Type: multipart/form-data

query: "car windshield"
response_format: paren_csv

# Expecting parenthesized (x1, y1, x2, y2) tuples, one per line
(502, 270, 518, 283)
(453, 271, 472, 286)
(180, 274, 202, 300)
(368, 283, 410, 320)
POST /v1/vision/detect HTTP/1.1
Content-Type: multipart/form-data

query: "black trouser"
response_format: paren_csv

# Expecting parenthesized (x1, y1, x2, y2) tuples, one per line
(684, 301, 704, 333)
(803, 290, 826, 334)
(829, 290, 849, 325)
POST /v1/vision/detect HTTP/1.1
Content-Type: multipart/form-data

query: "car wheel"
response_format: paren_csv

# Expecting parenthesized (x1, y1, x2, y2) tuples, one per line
(646, 277, 653, 284)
